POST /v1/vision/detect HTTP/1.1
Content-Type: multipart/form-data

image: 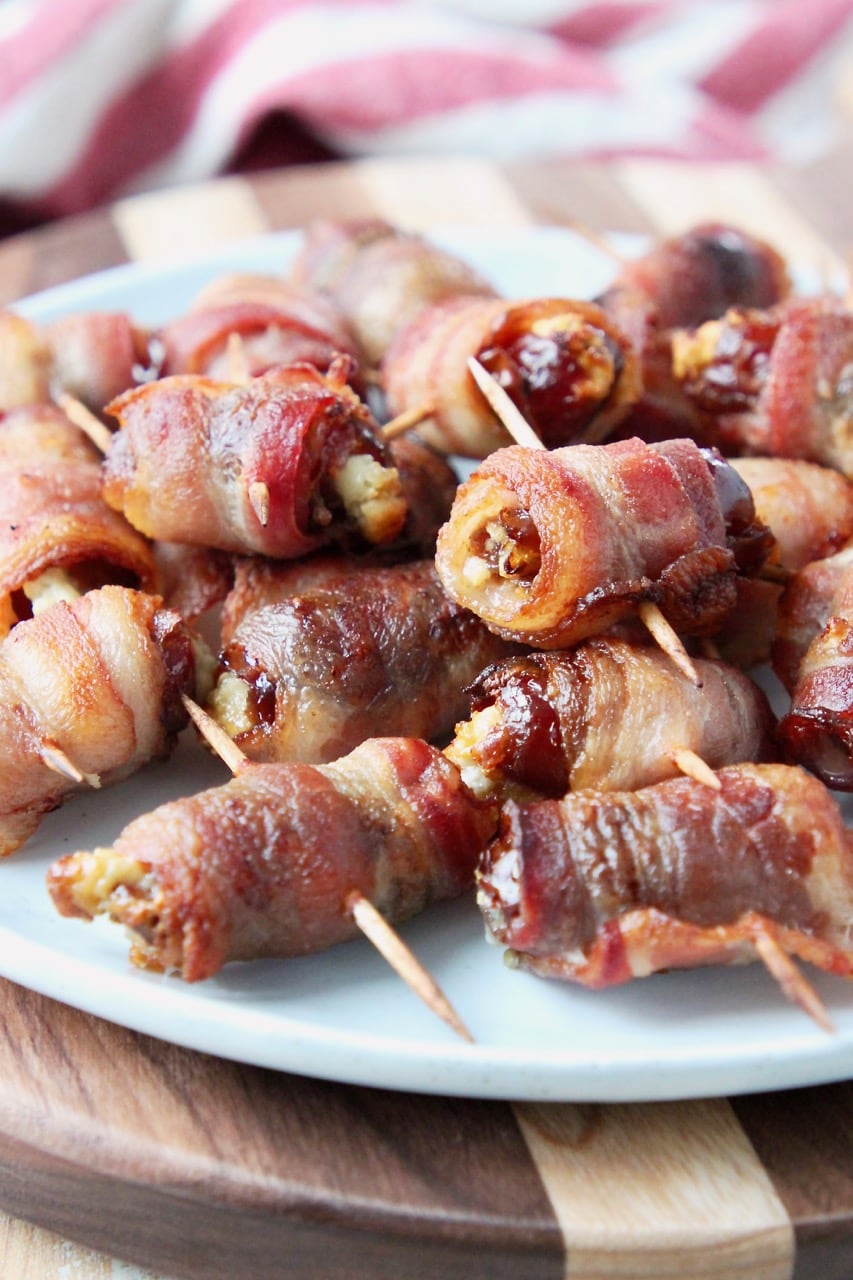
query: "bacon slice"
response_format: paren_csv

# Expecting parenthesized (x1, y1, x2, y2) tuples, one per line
(208, 559, 517, 763)
(434, 436, 773, 647)
(45, 311, 155, 413)
(0, 403, 157, 632)
(446, 638, 777, 800)
(773, 542, 853, 691)
(671, 297, 853, 475)
(477, 763, 853, 988)
(0, 312, 52, 408)
(47, 737, 498, 981)
(158, 272, 364, 389)
(383, 295, 640, 457)
(102, 362, 406, 557)
(609, 223, 791, 331)
(290, 218, 497, 366)
(0, 585, 207, 856)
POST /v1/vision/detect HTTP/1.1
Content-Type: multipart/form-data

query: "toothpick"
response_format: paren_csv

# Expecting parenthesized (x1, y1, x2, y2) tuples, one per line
(181, 695, 474, 1041)
(225, 331, 251, 384)
(345, 891, 474, 1043)
(535, 205, 630, 267)
(668, 747, 721, 790)
(39, 740, 101, 789)
(248, 480, 270, 528)
(638, 601, 702, 687)
(752, 925, 833, 1033)
(467, 357, 543, 450)
(381, 401, 436, 442)
(56, 392, 114, 455)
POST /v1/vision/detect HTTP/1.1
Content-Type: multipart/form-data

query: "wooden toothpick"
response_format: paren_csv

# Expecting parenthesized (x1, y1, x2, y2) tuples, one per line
(56, 392, 114, 455)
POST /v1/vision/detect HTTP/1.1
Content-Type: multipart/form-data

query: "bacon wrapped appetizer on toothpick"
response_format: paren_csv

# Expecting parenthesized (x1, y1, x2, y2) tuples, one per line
(207, 558, 517, 764)
(382, 295, 640, 457)
(47, 736, 497, 985)
(477, 763, 853, 1016)
(670, 296, 853, 475)
(102, 359, 406, 559)
(446, 637, 777, 801)
(290, 218, 498, 368)
(158, 271, 365, 390)
(0, 403, 157, 635)
(435, 435, 774, 649)
(0, 584, 210, 857)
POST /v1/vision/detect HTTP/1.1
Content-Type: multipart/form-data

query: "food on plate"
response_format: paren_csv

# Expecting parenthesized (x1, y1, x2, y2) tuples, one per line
(207, 558, 517, 763)
(382, 295, 641, 457)
(435, 436, 774, 647)
(47, 736, 498, 981)
(0, 402, 157, 635)
(773, 542, 853, 691)
(290, 217, 498, 366)
(477, 763, 853, 988)
(157, 271, 365, 390)
(446, 638, 777, 800)
(102, 359, 406, 557)
(670, 296, 853, 475)
(0, 585, 209, 857)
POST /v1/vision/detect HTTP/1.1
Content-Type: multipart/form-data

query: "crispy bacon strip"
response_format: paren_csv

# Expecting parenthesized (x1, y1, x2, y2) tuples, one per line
(45, 310, 156, 413)
(290, 218, 497, 366)
(158, 272, 364, 389)
(477, 763, 853, 988)
(208, 559, 517, 763)
(446, 638, 777, 800)
(434, 436, 773, 647)
(102, 361, 406, 557)
(0, 585, 207, 856)
(47, 737, 498, 981)
(0, 404, 157, 632)
(772, 543, 853, 691)
(0, 311, 52, 408)
(671, 297, 853, 475)
(383, 295, 640, 457)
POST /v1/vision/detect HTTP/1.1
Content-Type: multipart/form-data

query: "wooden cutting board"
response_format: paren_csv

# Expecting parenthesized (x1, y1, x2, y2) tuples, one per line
(0, 155, 851, 1280)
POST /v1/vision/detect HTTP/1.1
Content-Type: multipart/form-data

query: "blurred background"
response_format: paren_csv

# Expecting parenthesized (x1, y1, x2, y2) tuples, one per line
(0, 0, 851, 240)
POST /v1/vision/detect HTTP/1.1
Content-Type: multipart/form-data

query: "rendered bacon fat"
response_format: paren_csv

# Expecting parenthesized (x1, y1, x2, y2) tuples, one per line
(0, 404, 157, 634)
(478, 764, 853, 987)
(383, 295, 640, 457)
(290, 218, 497, 366)
(0, 585, 207, 856)
(447, 638, 777, 800)
(47, 738, 498, 981)
(208, 559, 516, 763)
(435, 436, 773, 647)
(102, 361, 406, 557)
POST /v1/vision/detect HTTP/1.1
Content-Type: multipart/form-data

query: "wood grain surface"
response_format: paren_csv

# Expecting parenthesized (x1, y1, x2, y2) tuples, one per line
(0, 154, 851, 1280)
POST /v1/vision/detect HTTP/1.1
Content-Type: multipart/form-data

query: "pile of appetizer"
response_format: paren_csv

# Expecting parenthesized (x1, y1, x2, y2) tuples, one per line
(2, 216, 852, 1030)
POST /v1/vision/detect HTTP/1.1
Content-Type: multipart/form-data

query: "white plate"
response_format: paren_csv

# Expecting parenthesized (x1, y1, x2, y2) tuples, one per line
(5, 226, 853, 1103)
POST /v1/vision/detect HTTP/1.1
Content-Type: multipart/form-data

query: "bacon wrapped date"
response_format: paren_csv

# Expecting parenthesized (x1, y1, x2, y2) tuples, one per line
(671, 297, 853, 475)
(290, 218, 497, 367)
(102, 361, 406, 558)
(158, 272, 364, 390)
(383, 295, 640, 457)
(434, 436, 773, 648)
(772, 543, 853, 691)
(0, 403, 157, 634)
(478, 763, 853, 987)
(605, 222, 790, 331)
(0, 585, 208, 857)
(208, 559, 516, 763)
(0, 312, 51, 408)
(47, 737, 498, 981)
(447, 638, 777, 800)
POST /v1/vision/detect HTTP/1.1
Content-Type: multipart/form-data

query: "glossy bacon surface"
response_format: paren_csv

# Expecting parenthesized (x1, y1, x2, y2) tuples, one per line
(383, 295, 640, 458)
(477, 763, 853, 987)
(102, 363, 406, 557)
(0, 404, 157, 631)
(209, 559, 516, 764)
(290, 218, 497, 366)
(434, 436, 772, 647)
(47, 737, 498, 981)
(0, 585, 205, 857)
(447, 638, 777, 800)
(773, 543, 853, 691)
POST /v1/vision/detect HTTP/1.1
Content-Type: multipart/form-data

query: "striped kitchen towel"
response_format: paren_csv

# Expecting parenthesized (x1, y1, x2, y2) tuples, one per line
(0, 0, 851, 235)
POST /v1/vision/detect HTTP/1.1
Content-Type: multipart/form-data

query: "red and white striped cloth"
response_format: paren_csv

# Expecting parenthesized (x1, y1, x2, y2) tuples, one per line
(0, 0, 851, 235)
